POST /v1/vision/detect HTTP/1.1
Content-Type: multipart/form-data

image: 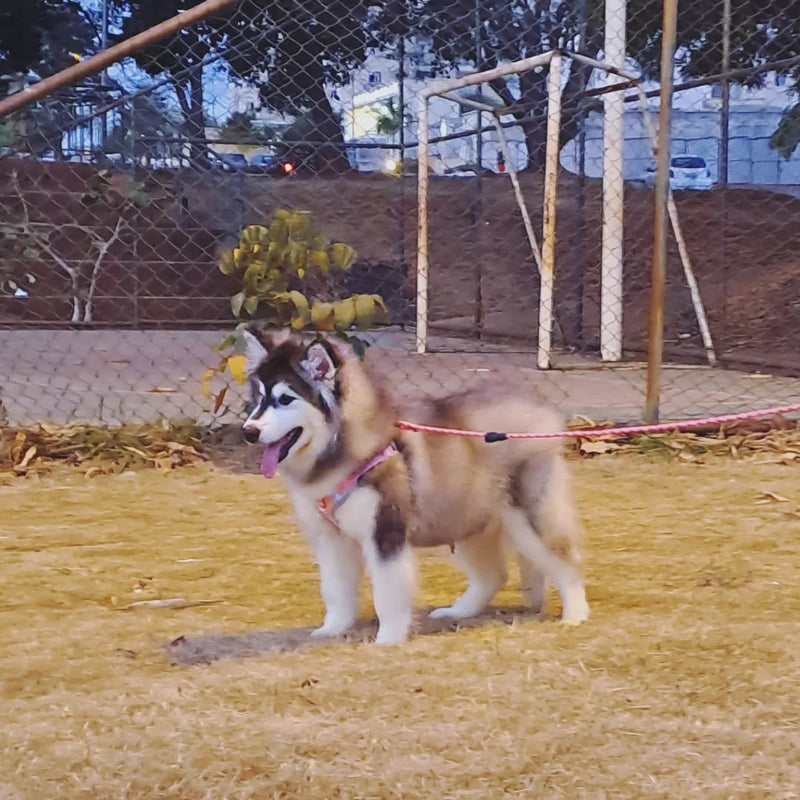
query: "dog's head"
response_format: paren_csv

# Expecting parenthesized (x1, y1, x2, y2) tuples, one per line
(240, 328, 344, 479)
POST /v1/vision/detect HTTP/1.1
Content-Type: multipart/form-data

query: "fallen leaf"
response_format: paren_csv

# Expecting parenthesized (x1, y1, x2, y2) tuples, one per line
(751, 454, 799, 465)
(200, 368, 215, 400)
(115, 597, 223, 611)
(10, 431, 27, 462)
(579, 440, 621, 455)
(227, 354, 248, 384)
(17, 445, 37, 469)
(754, 491, 791, 504)
(213, 386, 228, 414)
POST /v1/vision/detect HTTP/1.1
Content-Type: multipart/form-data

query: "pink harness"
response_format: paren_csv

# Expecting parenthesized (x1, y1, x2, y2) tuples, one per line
(316, 442, 399, 528)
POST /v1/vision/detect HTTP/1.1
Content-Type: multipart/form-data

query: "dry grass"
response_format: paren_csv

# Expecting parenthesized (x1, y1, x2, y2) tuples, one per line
(2, 454, 800, 799)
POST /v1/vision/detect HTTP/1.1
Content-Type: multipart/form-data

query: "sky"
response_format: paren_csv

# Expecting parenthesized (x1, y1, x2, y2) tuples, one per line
(78, 0, 236, 125)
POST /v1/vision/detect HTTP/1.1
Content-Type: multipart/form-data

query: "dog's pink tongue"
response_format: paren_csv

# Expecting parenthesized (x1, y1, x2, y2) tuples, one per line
(260, 445, 281, 479)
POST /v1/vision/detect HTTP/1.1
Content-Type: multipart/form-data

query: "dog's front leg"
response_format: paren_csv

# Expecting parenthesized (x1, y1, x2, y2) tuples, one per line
(361, 539, 415, 645)
(336, 488, 415, 645)
(310, 529, 363, 638)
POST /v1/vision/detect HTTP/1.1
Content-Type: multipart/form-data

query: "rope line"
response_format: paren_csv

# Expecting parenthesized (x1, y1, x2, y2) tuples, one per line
(395, 402, 800, 443)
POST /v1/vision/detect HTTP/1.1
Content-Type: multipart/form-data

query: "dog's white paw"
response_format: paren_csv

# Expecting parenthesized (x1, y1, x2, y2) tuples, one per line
(429, 601, 485, 620)
(560, 599, 590, 626)
(374, 615, 411, 645)
(375, 627, 409, 645)
(429, 606, 460, 620)
(310, 619, 353, 638)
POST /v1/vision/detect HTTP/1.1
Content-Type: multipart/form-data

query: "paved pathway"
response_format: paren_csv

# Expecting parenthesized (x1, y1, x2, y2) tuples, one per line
(2, 329, 799, 427)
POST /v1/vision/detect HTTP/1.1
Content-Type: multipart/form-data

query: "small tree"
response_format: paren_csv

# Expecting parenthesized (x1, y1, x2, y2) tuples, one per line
(211, 208, 387, 386)
(375, 98, 402, 138)
(218, 111, 275, 146)
(105, 93, 183, 163)
(6, 170, 146, 323)
(770, 105, 800, 161)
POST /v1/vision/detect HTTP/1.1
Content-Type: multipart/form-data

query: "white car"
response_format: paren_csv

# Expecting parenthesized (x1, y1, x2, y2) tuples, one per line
(643, 155, 714, 190)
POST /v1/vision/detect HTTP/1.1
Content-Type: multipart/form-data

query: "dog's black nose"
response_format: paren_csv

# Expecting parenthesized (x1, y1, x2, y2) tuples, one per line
(242, 426, 260, 444)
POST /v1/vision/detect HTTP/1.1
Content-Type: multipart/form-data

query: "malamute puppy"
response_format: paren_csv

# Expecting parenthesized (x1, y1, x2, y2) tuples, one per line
(241, 329, 589, 644)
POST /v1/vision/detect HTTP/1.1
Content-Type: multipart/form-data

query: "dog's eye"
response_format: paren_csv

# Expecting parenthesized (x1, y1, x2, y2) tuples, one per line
(277, 394, 295, 406)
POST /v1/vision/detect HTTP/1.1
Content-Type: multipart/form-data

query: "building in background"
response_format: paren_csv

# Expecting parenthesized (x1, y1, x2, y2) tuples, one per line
(561, 73, 800, 187)
(334, 41, 799, 185)
(333, 39, 528, 174)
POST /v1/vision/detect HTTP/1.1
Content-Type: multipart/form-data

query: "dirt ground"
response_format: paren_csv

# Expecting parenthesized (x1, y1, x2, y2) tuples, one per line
(2, 453, 800, 798)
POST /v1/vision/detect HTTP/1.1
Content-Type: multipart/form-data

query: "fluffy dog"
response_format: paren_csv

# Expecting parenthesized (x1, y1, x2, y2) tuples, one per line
(241, 329, 589, 644)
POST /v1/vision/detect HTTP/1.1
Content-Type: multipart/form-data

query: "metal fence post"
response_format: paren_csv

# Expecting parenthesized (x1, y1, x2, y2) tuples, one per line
(644, 0, 679, 423)
(416, 92, 430, 355)
(719, 0, 732, 187)
(539, 50, 563, 370)
(473, 0, 484, 339)
(397, 34, 408, 328)
(600, 0, 627, 362)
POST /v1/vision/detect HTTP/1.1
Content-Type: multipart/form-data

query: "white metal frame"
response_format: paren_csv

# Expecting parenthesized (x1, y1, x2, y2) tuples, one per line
(416, 51, 555, 366)
(602, 0, 627, 362)
(415, 49, 717, 368)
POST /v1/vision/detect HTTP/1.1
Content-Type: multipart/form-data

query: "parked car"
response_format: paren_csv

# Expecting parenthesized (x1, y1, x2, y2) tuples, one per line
(643, 155, 714, 190)
(246, 152, 296, 176)
(213, 152, 248, 171)
(147, 155, 190, 170)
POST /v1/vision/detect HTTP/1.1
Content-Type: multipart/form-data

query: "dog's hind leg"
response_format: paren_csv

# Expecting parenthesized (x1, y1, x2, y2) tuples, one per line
(430, 526, 507, 620)
(503, 455, 589, 624)
(310, 529, 363, 638)
(502, 506, 588, 624)
(517, 555, 548, 617)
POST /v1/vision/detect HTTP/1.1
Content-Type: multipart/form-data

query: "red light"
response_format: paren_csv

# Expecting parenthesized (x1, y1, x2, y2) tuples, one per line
(283, 162, 294, 174)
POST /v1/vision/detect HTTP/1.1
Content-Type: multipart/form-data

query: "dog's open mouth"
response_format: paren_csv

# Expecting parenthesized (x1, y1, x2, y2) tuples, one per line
(260, 427, 303, 478)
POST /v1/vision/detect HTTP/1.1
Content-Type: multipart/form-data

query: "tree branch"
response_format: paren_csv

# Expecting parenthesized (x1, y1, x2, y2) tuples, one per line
(84, 216, 125, 323)
(10, 171, 83, 321)
(170, 74, 192, 121)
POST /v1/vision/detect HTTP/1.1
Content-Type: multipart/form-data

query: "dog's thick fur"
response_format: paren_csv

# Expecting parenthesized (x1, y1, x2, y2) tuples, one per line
(241, 329, 589, 644)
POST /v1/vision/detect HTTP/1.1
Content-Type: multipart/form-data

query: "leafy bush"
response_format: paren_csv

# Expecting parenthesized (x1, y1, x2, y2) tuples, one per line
(207, 208, 388, 397)
(219, 208, 387, 332)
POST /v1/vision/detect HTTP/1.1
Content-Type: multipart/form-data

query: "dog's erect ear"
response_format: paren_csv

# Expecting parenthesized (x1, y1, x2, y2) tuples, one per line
(240, 328, 269, 374)
(300, 338, 340, 390)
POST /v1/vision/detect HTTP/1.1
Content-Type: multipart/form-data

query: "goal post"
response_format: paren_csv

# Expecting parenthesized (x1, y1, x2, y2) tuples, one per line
(415, 50, 556, 366)
(414, 48, 717, 369)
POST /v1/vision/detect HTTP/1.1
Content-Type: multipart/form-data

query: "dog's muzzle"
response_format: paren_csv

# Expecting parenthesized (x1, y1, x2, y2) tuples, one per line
(242, 425, 261, 444)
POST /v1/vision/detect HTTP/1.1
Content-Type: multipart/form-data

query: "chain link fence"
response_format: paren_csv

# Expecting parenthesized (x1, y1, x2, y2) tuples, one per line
(1, 0, 799, 429)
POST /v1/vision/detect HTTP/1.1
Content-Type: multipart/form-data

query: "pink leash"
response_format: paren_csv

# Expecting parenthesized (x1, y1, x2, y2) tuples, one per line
(395, 402, 800, 442)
